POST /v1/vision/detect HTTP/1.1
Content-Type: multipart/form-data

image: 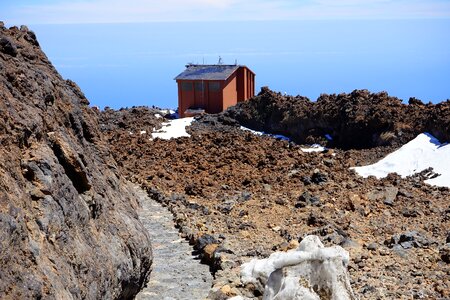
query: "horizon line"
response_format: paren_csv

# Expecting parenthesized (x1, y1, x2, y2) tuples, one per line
(3, 17, 450, 27)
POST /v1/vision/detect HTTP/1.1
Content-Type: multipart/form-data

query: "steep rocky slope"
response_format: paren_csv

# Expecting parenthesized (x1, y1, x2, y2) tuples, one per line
(0, 24, 152, 299)
(101, 108, 449, 299)
(225, 87, 450, 149)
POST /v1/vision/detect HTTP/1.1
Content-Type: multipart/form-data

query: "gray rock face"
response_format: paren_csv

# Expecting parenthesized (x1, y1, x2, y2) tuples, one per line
(385, 231, 433, 250)
(0, 25, 152, 299)
(367, 186, 398, 205)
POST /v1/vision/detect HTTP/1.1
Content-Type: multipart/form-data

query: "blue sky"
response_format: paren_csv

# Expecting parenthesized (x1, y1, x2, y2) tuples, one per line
(2, 0, 450, 24)
(1, 2, 449, 109)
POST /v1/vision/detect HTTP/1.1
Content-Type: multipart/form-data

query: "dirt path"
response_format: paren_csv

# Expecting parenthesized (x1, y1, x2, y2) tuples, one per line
(134, 186, 213, 300)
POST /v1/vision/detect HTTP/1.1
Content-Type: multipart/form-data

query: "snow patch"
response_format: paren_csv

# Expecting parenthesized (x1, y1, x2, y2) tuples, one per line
(140, 130, 146, 135)
(151, 117, 194, 140)
(240, 235, 356, 300)
(240, 126, 263, 136)
(157, 109, 177, 118)
(352, 133, 450, 188)
(301, 144, 326, 153)
(240, 126, 290, 141)
(158, 109, 175, 115)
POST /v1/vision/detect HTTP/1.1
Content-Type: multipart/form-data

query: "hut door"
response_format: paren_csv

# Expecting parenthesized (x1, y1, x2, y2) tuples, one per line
(208, 81, 222, 113)
(194, 82, 205, 108)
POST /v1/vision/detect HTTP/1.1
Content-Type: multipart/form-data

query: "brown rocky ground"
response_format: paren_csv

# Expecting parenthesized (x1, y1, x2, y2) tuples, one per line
(0, 24, 152, 298)
(2, 20, 449, 299)
(100, 99, 449, 299)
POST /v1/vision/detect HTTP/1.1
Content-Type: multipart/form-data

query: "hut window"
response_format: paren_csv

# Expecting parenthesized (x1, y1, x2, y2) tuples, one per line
(195, 82, 204, 91)
(181, 82, 192, 91)
(209, 82, 220, 92)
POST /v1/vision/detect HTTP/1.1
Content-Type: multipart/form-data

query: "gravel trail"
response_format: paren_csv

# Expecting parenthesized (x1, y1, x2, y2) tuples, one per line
(134, 186, 213, 300)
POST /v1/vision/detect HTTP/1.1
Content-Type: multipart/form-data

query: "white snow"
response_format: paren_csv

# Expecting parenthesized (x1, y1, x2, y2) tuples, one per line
(154, 113, 162, 119)
(301, 144, 326, 153)
(240, 235, 355, 300)
(156, 109, 177, 118)
(158, 109, 175, 115)
(240, 126, 290, 141)
(352, 133, 450, 188)
(240, 126, 263, 136)
(151, 117, 194, 140)
(140, 130, 146, 135)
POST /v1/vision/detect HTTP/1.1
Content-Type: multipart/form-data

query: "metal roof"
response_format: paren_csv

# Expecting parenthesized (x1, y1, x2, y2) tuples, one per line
(174, 64, 241, 81)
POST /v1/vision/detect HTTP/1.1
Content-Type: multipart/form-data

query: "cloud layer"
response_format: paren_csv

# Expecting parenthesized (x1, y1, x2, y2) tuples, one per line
(2, 0, 450, 24)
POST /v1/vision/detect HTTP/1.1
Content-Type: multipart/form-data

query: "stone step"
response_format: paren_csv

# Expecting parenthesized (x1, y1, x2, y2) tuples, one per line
(134, 186, 213, 300)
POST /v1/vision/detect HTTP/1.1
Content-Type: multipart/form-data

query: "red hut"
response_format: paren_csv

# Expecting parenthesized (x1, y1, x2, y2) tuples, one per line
(175, 64, 255, 118)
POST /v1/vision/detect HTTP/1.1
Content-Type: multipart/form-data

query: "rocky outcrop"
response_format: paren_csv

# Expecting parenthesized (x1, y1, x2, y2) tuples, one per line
(0, 25, 152, 299)
(225, 87, 450, 149)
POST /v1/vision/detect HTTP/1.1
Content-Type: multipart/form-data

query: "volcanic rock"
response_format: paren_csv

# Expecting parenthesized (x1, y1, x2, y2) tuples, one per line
(385, 231, 433, 249)
(0, 25, 152, 299)
(101, 104, 449, 298)
(225, 87, 450, 149)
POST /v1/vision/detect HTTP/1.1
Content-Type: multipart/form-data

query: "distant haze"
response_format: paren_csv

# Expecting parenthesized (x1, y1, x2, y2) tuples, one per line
(4, 1, 450, 24)
(23, 20, 450, 109)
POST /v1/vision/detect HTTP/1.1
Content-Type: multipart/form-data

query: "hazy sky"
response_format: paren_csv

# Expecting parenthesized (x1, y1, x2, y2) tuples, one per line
(3, 0, 450, 25)
(1, 2, 449, 109)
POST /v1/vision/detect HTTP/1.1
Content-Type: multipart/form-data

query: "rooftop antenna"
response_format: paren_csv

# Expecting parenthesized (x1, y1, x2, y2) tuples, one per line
(218, 56, 223, 65)
(235, 59, 237, 65)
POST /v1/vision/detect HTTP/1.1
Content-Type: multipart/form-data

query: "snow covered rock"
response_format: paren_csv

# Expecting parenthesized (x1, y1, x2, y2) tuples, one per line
(240, 235, 356, 300)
